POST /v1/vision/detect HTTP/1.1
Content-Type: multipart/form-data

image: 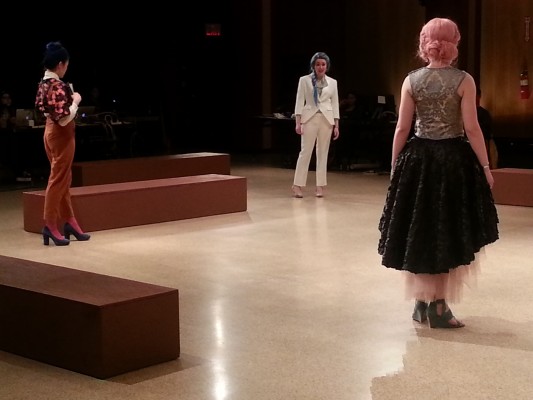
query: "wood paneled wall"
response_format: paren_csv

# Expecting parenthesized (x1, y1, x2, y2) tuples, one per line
(268, 0, 425, 115)
(344, 1, 425, 104)
(481, 0, 533, 138)
(261, 0, 533, 140)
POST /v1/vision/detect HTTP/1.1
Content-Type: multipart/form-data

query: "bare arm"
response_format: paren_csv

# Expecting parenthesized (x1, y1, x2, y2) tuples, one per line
(459, 73, 494, 188)
(391, 76, 415, 169)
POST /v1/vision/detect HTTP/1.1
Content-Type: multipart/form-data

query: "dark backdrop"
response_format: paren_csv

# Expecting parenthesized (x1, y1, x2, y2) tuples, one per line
(1, 2, 261, 154)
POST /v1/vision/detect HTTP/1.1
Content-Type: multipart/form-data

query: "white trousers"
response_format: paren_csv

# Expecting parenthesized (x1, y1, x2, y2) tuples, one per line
(293, 113, 333, 187)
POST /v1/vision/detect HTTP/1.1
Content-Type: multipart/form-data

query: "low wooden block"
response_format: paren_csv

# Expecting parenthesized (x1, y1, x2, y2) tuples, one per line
(23, 174, 247, 233)
(491, 168, 533, 207)
(0, 255, 179, 379)
(71, 152, 231, 187)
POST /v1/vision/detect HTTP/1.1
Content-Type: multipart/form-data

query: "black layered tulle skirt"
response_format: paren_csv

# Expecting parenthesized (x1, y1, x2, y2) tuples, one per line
(378, 135, 499, 274)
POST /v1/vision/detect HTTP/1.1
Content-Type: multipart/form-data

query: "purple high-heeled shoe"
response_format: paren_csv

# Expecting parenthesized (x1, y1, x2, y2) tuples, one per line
(42, 226, 70, 246)
(63, 222, 91, 241)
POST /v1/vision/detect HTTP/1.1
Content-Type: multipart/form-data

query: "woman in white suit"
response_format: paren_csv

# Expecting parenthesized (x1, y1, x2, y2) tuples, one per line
(292, 52, 340, 198)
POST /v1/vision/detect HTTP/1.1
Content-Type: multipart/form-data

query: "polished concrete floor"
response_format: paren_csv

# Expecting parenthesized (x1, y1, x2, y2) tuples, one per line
(1, 157, 532, 400)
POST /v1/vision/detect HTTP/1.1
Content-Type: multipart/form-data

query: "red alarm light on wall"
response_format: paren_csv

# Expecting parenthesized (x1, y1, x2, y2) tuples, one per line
(205, 23, 222, 37)
(520, 68, 530, 99)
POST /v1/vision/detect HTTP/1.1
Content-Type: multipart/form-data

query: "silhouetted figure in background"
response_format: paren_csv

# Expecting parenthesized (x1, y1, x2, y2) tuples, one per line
(336, 91, 363, 169)
(476, 88, 492, 141)
(339, 91, 363, 120)
(0, 90, 19, 182)
(476, 88, 497, 168)
(0, 91, 16, 130)
(86, 86, 105, 114)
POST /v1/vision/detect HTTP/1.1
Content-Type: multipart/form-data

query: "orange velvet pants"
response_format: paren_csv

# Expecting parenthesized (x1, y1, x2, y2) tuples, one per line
(43, 118, 76, 224)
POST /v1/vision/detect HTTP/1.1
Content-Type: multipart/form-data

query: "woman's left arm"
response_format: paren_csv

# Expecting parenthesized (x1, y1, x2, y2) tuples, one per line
(460, 73, 493, 188)
(332, 79, 340, 139)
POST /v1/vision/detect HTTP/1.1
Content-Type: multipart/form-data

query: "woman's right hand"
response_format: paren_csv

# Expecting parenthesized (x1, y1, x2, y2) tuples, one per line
(295, 123, 303, 135)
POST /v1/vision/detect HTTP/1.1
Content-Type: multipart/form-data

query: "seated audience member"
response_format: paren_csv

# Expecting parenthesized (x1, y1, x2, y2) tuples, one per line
(87, 86, 104, 113)
(336, 91, 366, 169)
(340, 91, 364, 121)
(0, 91, 16, 180)
(476, 88, 492, 141)
(0, 90, 32, 183)
(85, 86, 113, 115)
(0, 91, 16, 130)
(476, 88, 497, 168)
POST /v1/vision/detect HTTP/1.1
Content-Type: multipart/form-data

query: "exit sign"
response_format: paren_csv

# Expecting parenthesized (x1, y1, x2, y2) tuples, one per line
(205, 23, 221, 37)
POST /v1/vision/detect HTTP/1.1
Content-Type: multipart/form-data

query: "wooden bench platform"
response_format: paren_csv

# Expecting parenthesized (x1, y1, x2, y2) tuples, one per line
(491, 168, 533, 207)
(0, 255, 179, 379)
(71, 152, 231, 187)
(23, 174, 247, 233)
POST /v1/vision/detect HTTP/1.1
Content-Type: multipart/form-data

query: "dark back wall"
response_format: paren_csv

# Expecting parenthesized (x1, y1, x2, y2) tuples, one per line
(2, 3, 261, 154)
(2, 2, 531, 157)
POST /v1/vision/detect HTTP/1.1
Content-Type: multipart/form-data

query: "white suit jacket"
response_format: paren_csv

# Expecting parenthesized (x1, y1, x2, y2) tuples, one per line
(294, 74, 340, 126)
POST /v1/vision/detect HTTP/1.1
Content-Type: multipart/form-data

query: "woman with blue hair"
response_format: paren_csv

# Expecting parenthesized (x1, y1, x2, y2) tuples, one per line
(292, 52, 340, 198)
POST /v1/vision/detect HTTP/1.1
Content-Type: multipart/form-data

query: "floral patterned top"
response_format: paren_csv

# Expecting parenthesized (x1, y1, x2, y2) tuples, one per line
(35, 76, 73, 123)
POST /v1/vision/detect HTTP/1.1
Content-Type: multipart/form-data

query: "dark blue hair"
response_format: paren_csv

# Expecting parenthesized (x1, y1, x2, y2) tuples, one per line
(42, 41, 70, 70)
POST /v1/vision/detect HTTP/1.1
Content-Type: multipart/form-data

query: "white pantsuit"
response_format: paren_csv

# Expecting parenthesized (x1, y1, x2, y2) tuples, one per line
(293, 112, 333, 187)
(293, 73, 340, 187)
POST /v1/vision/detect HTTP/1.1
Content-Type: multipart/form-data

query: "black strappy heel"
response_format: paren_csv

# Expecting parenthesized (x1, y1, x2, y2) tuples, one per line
(412, 300, 428, 323)
(427, 299, 465, 329)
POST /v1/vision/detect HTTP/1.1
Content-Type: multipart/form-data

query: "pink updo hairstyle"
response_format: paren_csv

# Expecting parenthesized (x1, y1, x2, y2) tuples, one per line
(417, 18, 461, 65)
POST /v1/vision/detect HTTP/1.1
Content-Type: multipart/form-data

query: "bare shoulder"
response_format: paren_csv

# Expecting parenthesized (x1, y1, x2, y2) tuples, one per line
(458, 71, 475, 95)
(461, 71, 475, 84)
(401, 75, 412, 93)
